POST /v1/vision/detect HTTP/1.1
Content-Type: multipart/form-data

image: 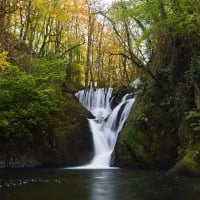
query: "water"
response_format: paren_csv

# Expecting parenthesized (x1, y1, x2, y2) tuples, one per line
(75, 88, 135, 168)
(1, 168, 200, 200)
(75, 88, 113, 118)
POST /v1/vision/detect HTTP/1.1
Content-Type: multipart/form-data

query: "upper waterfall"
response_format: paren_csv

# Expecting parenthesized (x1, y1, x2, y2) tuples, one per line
(75, 88, 113, 118)
(75, 88, 135, 168)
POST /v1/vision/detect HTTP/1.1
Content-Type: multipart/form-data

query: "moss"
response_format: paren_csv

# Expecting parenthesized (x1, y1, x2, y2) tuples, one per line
(112, 86, 134, 108)
(194, 83, 200, 109)
(44, 92, 94, 166)
(170, 148, 200, 176)
(115, 84, 179, 169)
(114, 79, 200, 175)
(23, 91, 94, 167)
(168, 115, 200, 176)
(115, 128, 141, 168)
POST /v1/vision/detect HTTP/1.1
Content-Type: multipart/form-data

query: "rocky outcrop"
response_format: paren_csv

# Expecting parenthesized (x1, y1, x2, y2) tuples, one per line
(115, 88, 178, 170)
(114, 82, 200, 176)
(0, 92, 94, 168)
(44, 92, 94, 167)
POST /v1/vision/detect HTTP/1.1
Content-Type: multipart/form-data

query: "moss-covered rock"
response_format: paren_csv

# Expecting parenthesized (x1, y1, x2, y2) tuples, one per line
(169, 114, 200, 176)
(0, 91, 94, 168)
(114, 79, 200, 175)
(33, 92, 94, 167)
(195, 83, 200, 109)
(111, 85, 134, 108)
(115, 84, 179, 170)
(169, 148, 200, 176)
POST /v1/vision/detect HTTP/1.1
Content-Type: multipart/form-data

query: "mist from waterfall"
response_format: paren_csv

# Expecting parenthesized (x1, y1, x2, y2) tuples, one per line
(75, 88, 135, 168)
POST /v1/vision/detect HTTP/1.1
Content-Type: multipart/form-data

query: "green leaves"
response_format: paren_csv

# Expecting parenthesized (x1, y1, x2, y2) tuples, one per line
(31, 58, 66, 87)
(0, 65, 57, 140)
(0, 119, 9, 128)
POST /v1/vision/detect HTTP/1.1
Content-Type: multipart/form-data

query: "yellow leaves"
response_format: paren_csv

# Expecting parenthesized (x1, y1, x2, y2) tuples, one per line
(31, 0, 74, 23)
(0, 51, 10, 72)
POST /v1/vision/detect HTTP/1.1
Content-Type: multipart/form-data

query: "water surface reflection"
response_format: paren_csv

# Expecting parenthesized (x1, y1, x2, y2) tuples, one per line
(0, 168, 200, 200)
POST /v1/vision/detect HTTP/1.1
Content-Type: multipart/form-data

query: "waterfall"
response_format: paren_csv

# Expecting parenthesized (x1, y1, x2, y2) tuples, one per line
(75, 88, 135, 168)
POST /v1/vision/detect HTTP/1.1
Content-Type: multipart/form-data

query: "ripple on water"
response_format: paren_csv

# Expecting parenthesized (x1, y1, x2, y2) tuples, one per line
(1, 178, 62, 189)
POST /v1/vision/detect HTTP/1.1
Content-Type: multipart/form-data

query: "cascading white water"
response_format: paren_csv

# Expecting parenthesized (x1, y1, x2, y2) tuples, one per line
(75, 88, 135, 168)
(75, 88, 113, 119)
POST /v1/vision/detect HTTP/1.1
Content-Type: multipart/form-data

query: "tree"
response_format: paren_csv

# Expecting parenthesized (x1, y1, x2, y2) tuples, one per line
(100, 0, 199, 88)
(0, 65, 58, 167)
(0, 0, 141, 88)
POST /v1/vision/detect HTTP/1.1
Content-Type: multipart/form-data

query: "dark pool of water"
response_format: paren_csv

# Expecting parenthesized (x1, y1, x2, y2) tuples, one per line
(0, 168, 200, 200)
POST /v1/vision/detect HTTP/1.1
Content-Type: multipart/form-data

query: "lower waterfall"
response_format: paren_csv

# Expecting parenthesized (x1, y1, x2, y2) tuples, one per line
(75, 88, 135, 168)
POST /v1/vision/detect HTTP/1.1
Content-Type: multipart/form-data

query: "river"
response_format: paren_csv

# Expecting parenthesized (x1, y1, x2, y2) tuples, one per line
(1, 168, 200, 200)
